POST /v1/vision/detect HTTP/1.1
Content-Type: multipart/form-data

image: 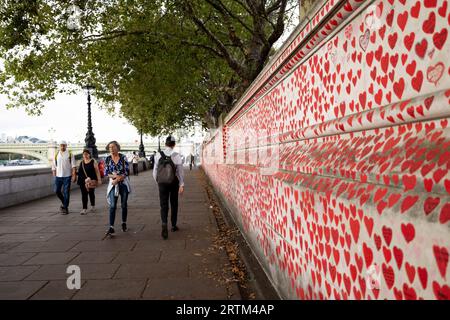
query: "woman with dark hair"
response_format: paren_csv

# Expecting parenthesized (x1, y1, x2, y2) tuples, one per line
(104, 141, 131, 236)
(77, 149, 102, 215)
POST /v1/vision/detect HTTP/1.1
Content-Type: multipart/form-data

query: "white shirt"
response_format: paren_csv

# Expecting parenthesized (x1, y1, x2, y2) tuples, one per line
(153, 148, 184, 186)
(52, 150, 76, 177)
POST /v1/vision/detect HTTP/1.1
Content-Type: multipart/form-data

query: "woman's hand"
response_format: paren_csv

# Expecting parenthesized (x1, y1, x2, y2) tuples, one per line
(179, 186, 184, 195)
(112, 175, 124, 185)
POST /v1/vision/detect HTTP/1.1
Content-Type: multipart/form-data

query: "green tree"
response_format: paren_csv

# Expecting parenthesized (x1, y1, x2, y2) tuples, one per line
(0, 0, 302, 133)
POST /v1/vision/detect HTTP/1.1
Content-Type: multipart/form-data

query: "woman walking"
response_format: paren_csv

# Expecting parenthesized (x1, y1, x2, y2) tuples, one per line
(77, 149, 101, 215)
(104, 141, 131, 236)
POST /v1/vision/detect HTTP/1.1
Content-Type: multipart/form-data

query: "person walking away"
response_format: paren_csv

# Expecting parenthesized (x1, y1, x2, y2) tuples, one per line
(132, 151, 139, 176)
(52, 140, 76, 214)
(153, 135, 184, 239)
(149, 151, 157, 170)
(104, 141, 131, 236)
(77, 149, 102, 215)
(190, 154, 195, 171)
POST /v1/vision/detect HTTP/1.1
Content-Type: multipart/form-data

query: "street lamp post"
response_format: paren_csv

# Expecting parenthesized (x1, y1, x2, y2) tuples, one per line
(158, 135, 161, 152)
(139, 129, 146, 158)
(47, 127, 57, 165)
(83, 85, 98, 159)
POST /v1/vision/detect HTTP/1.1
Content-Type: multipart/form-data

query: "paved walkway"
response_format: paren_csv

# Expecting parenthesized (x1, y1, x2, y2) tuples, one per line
(0, 168, 240, 299)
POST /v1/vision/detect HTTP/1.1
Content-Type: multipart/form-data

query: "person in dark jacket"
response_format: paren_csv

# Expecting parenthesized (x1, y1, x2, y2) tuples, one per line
(77, 149, 102, 215)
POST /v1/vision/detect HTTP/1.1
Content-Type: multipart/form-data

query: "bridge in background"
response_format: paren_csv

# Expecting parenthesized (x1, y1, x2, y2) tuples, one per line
(0, 142, 198, 163)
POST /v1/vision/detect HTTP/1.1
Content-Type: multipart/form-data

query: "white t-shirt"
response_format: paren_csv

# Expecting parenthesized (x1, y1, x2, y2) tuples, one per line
(52, 150, 76, 177)
(153, 148, 184, 186)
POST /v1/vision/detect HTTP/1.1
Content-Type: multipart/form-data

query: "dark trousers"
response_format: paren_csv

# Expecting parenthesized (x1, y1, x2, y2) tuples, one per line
(80, 184, 95, 209)
(158, 181, 179, 226)
(55, 176, 71, 209)
(133, 163, 138, 175)
(108, 183, 129, 226)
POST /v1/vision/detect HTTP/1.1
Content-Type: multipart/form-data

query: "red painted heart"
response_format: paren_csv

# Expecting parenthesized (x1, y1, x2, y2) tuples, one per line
(401, 223, 415, 243)
(415, 39, 428, 58)
(401, 195, 419, 213)
(424, 197, 440, 215)
(382, 263, 395, 290)
(403, 283, 417, 300)
(363, 243, 373, 268)
(404, 32, 416, 51)
(423, 11, 436, 34)
(440, 203, 450, 224)
(433, 28, 448, 50)
(397, 10, 409, 31)
(411, 1, 421, 18)
(382, 226, 393, 246)
(433, 281, 450, 300)
(433, 245, 449, 278)
(405, 262, 416, 283)
(393, 246, 404, 269)
(418, 267, 428, 289)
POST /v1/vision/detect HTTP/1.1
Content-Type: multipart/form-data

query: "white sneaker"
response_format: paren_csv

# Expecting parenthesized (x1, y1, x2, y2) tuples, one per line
(80, 209, 87, 215)
(90, 206, 96, 213)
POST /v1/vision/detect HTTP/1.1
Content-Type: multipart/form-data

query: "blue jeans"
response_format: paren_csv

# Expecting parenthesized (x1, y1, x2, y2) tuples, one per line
(54, 176, 71, 209)
(108, 183, 129, 227)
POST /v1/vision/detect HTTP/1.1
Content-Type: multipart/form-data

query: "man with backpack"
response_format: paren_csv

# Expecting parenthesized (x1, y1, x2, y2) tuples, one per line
(51, 140, 76, 214)
(153, 135, 184, 239)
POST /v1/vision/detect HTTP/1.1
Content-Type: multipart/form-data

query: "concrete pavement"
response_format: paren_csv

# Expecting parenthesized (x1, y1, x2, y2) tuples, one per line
(0, 167, 240, 300)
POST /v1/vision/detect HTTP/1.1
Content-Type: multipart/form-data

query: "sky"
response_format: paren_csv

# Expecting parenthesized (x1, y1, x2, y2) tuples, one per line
(0, 93, 145, 143)
(0, 6, 299, 144)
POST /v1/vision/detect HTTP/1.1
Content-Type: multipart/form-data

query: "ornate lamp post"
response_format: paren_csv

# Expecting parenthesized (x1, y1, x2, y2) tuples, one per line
(83, 85, 98, 159)
(139, 129, 146, 158)
(47, 127, 57, 165)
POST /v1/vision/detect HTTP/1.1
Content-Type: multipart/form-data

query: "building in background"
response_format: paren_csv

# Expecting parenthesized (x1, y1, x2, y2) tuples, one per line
(0, 134, 47, 144)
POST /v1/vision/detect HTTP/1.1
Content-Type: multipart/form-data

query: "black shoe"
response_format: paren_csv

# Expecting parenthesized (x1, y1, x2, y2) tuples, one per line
(106, 226, 115, 235)
(61, 207, 69, 215)
(122, 223, 127, 232)
(161, 224, 168, 239)
(171, 226, 179, 232)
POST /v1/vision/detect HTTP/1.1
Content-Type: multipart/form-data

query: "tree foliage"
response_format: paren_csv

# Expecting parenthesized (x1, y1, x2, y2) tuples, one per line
(0, 0, 303, 134)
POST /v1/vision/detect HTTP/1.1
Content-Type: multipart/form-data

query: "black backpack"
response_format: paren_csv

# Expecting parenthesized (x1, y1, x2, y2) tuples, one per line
(156, 151, 176, 184)
(149, 154, 155, 170)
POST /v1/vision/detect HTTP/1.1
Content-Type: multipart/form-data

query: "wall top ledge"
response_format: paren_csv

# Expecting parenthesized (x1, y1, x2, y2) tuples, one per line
(0, 167, 52, 180)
